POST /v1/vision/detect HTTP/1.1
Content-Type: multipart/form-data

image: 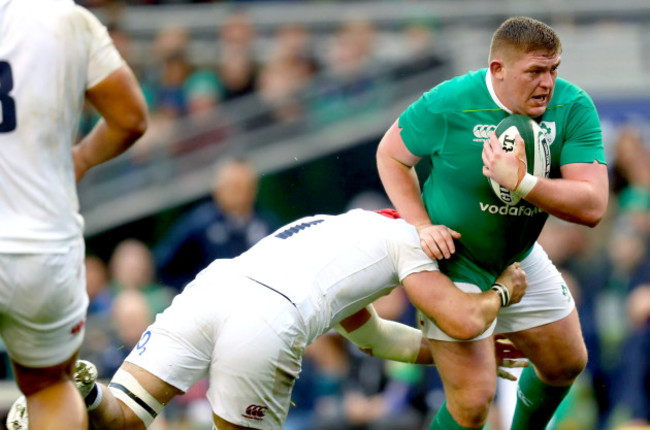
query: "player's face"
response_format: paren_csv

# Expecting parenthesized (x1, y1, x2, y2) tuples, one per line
(498, 49, 561, 117)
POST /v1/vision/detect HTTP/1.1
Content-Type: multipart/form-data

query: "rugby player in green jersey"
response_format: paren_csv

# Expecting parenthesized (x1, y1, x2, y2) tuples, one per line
(377, 16, 608, 430)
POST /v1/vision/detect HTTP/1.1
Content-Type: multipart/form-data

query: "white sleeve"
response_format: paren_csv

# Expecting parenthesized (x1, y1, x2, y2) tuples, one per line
(74, 5, 124, 89)
(391, 221, 439, 282)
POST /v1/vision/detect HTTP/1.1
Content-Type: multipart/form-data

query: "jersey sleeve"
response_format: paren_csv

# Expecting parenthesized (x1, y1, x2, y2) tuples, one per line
(390, 222, 439, 282)
(74, 5, 124, 89)
(398, 89, 447, 157)
(560, 94, 606, 166)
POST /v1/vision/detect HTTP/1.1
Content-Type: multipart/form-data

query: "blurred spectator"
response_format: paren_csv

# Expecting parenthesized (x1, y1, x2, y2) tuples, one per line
(184, 69, 223, 120)
(311, 18, 387, 124)
(216, 10, 258, 101)
(109, 239, 176, 315)
(246, 59, 308, 130)
(154, 158, 277, 290)
(617, 284, 650, 426)
(103, 290, 154, 376)
(268, 23, 320, 76)
(85, 255, 113, 318)
(154, 53, 192, 118)
(82, 289, 154, 380)
(140, 25, 192, 118)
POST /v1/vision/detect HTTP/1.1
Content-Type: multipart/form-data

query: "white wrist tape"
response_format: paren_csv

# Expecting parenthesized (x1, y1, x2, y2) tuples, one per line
(335, 307, 422, 363)
(86, 384, 103, 411)
(491, 282, 511, 307)
(513, 173, 538, 198)
(108, 369, 165, 428)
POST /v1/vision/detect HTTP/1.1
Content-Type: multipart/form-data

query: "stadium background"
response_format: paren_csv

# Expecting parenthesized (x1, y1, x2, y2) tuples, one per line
(2, 1, 650, 429)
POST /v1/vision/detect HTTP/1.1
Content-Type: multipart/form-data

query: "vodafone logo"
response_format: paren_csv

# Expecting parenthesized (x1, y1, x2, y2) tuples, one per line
(479, 202, 544, 217)
(242, 404, 268, 421)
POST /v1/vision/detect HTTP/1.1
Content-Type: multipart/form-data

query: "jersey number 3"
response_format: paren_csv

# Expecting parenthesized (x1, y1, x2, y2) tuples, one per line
(0, 61, 16, 133)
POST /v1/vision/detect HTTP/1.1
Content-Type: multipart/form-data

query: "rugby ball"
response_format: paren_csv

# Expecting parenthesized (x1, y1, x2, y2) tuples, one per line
(488, 115, 550, 205)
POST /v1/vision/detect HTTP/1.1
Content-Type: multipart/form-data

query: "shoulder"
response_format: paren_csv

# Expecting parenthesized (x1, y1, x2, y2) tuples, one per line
(417, 69, 489, 114)
(552, 78, 596, 109)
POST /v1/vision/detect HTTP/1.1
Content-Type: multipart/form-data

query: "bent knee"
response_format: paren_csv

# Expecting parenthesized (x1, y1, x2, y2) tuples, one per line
(448, 388, 495, 426)
(539, 345, 587, 384)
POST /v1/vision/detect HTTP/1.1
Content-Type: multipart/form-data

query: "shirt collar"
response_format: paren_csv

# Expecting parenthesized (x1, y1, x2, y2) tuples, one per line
(485, 69, 512, 114)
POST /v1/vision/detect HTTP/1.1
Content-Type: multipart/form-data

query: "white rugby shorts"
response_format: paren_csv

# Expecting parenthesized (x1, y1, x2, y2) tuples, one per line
(421, 242, 575, 341)
(124, 265, 308, 430)
(0, 237, 87, 367)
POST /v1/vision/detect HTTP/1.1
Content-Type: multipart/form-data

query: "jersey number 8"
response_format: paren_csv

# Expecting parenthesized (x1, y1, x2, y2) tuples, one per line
(0, 61, 17, 133)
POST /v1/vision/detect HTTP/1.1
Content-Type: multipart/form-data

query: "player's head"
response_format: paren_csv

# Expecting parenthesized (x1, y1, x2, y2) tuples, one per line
(488, 17, 562, 118)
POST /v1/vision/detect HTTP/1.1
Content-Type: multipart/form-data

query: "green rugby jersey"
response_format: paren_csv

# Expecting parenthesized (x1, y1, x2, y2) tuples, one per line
(399, 68, 605, 290)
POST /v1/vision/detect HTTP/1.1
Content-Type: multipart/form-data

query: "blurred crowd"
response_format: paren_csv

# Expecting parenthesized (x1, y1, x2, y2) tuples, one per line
(74, 6, 445, 168)
(1, 4, 649, 430)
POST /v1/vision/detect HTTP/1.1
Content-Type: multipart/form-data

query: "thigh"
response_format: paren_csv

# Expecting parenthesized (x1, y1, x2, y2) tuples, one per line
(496, 243, 574, 335)
(430, 336, 497, 392)
(429, 336, 497, 426)
(506, 308, 587, 384)
(0, 240, 87, 368)
(207, 309, 305, 430)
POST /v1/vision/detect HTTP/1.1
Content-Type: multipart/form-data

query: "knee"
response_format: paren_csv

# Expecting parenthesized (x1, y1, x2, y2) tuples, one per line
(447, 386, 495, 427)
(540, 344, 588, 385)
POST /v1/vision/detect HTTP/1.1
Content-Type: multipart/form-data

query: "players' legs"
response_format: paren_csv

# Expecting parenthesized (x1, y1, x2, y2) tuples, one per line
(11, 351, 87, 430)
(494, 243, 587, 430)
(508, 308, 586, 385)
(428, 337, 497, 429)
(2, 241, 88, 430)
(505, 308, 587, 430)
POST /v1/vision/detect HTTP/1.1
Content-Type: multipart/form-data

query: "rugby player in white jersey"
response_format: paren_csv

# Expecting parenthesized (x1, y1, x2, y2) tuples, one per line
(9, 209, 527, 430)
(0, 0, 147, 428)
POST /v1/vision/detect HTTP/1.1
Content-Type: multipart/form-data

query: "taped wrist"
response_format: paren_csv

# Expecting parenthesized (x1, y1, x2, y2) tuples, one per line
(335, 307, 422, 363)
(491, 282, 511, 307)
(514, 173, 538, 198)
(108, 369, 165, 427)
(84, 383, 103, 411)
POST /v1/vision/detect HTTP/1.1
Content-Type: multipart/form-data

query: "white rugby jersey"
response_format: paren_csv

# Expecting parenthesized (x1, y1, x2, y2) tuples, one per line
(0, 0, 123, 252)
(224, 209, 438, 343)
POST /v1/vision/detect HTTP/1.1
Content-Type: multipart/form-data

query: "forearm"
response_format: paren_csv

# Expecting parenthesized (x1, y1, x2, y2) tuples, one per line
(88, 384, 130, 430)
(422, 290, 502, 341)
(335, 306, 423, 364)
(73, 119, 142, 180)
(524, 175, 607, 227)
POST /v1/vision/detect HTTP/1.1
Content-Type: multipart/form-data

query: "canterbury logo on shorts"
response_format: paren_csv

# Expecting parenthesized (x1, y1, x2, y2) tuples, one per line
(242, 404, 268, 421)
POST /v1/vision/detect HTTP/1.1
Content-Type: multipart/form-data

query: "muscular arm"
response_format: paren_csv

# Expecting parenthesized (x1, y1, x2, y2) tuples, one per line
(377, 120, 461, 259)
(73, 64, 148, 182)
(402, 271, 503, 341)
(483, 133, 609, 227)
(525, 161, 609, 227)
(376, 120, 429, 227)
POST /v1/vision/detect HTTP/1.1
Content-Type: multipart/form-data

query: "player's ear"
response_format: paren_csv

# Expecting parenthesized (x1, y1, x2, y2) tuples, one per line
(489, 59, 505, 80)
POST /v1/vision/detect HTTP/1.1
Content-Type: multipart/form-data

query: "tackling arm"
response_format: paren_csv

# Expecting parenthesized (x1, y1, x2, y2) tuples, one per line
(402, 264, 527, 341)
(334, 305, 433, 365)
(73, 64, 148, 182)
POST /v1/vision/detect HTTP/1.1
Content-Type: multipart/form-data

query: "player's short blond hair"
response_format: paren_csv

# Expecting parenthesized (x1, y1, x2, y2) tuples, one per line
(489, 16, 562, 62)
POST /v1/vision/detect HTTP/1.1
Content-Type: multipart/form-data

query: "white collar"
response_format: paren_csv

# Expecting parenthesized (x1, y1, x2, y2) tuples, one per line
(485, 69, 512, 114)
